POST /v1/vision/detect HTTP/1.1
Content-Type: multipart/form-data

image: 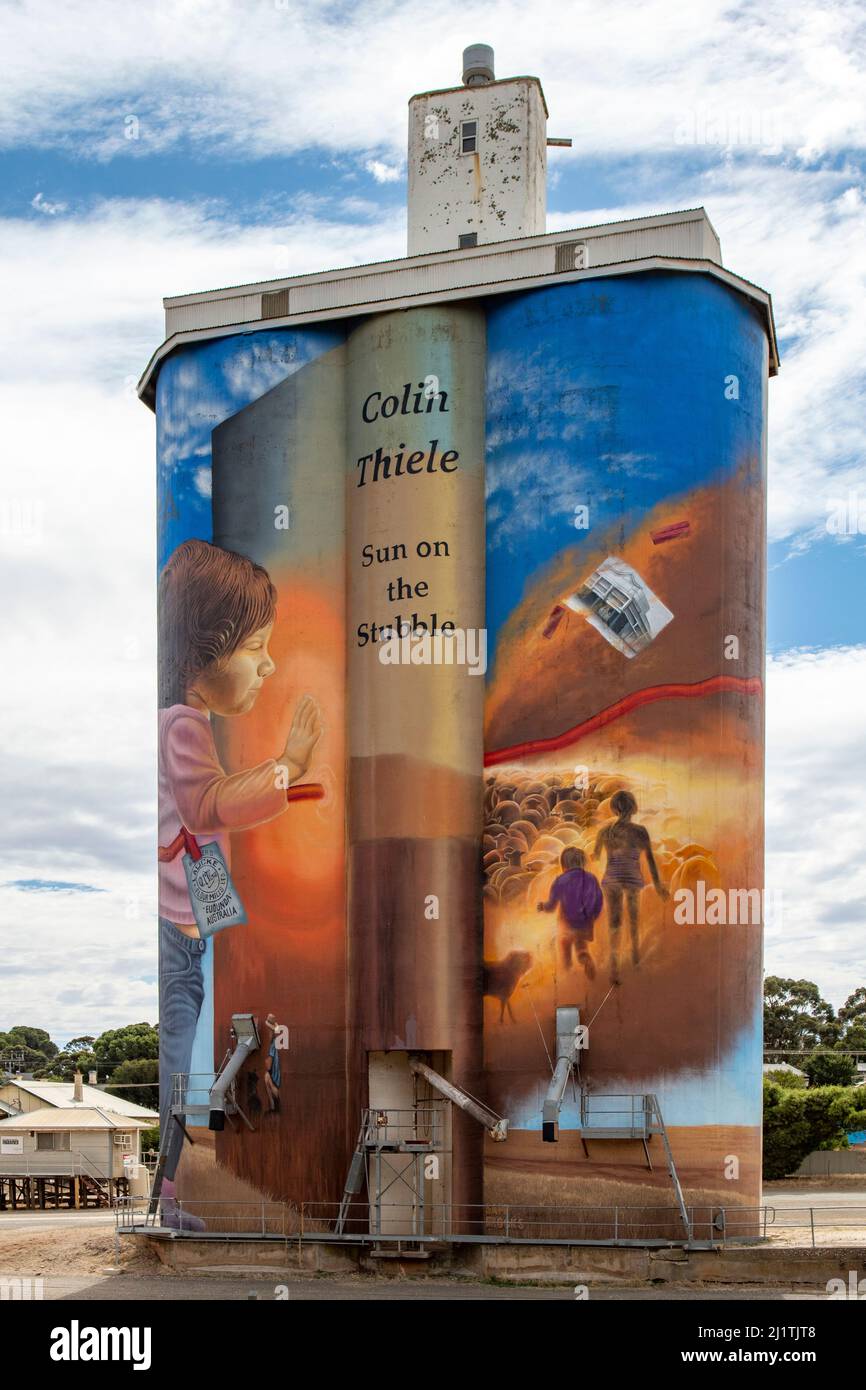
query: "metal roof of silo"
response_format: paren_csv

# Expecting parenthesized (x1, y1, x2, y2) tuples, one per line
(138, 208, 778, 408)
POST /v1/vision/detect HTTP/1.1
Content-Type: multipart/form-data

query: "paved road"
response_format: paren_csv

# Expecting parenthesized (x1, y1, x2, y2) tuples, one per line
(0, 1211, 117, 1232)
(766, 1189, 866, 1209)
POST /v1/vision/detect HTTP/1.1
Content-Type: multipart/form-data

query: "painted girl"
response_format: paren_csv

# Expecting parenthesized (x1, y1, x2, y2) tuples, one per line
(593, 790, 668, 983)
(157, 538, 321, 1183)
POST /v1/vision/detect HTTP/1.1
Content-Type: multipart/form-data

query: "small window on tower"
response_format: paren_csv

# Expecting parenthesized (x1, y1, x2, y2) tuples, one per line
(460, 120, 477, 154)
(458, 233, 478, 249)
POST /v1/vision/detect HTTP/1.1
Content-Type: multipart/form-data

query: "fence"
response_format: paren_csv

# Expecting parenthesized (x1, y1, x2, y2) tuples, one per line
(115, 1198, 866, 1248)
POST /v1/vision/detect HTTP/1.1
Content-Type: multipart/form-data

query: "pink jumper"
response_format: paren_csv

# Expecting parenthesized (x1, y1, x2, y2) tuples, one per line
(158, 704, 288, 926)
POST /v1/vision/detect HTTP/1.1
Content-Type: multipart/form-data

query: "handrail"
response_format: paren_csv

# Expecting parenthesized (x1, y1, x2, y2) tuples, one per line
(113, 1199, 866, 1249)
(76, 1151, 112, 1184)
(0, 1152, 114, 1183)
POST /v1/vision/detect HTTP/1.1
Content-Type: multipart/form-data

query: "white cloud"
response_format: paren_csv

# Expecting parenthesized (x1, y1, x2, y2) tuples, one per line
(365, 160, 402, 184)
(1, 0, 864, 160)
(193, 465, 212, 498)
(31, 192, 68, 216)
(765, 645, 866, 1008)
(0, 198, 405, 388)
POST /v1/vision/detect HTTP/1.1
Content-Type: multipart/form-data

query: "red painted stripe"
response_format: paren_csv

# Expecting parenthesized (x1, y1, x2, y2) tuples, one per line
(651, 519, 691, 544)
(286, 782, 325, 803)
(484, 675, 763, 767)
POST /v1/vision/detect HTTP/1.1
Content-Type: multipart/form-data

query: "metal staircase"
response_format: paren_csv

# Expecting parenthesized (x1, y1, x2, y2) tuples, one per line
(149, 1013, 261, 1221)
(335, 1104, 447, 1238)
(578, 1090, 691, 1238)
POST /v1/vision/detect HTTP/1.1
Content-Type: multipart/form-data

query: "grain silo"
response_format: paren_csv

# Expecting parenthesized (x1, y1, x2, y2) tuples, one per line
(142, 45, 777, 1250)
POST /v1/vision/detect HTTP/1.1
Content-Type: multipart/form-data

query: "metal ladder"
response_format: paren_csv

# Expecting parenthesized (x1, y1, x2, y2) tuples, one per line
(646, 1094, 691, 1240)
(335, 1119, 367, 1235)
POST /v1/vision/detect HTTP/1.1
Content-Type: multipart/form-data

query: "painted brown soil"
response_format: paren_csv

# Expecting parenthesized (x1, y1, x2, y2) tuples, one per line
(485, 470, 764, 753)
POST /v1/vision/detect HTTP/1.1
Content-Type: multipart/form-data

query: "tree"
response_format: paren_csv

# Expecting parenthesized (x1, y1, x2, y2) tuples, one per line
(838, 988, 866, 1051)
(0, 1040, 53, 1074)
(104, 1058, 159, 1111)
(763, 977, 838, 1053)
(763, 1081, 866, 1179)
(50, 1049, 100, 1082)
(763, 1067, 807, 1090)
(93, 1024, 158, 1074)
(139, 1124, 160, 1155)
(1, 1026, 58, 1059)
(803, 1052, 857, 1088)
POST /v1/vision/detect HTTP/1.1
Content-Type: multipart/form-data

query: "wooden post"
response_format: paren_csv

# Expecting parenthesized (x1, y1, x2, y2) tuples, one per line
(73, 1176, 80, 1210)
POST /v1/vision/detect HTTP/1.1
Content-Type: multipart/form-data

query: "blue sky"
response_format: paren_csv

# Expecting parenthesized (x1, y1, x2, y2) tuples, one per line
(0, 0, 864, 1041)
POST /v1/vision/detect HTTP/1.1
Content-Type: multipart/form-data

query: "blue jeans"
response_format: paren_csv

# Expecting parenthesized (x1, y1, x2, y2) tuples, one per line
(158, 918, 205, 1181)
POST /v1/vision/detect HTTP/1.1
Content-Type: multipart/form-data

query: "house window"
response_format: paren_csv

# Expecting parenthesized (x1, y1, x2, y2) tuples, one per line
(460, 120, 477, 154)
(36, 1131, 71, 1151)
(458, 233, 478, 249)
(113, 1132, 133, 1147)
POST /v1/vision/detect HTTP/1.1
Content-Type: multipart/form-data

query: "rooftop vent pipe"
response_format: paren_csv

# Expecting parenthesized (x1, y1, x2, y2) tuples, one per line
(462, 44, 494, 86)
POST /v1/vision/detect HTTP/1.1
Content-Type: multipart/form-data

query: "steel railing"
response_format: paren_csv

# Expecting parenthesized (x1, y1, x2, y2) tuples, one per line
(360, 1104, 448, 1149)
(0, 1153, 112, 1181)
(115, 1198, 866, 1247)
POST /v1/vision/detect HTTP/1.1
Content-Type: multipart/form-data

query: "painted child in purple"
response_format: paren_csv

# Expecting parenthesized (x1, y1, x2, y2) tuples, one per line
(537, 847, 604, 978)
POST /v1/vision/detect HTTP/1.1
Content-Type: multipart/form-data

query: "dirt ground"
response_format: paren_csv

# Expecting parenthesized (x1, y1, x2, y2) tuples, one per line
(0, 1216, 161, 1278)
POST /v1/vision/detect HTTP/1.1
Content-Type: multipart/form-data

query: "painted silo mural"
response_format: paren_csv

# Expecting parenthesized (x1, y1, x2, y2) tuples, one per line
(156, 328, 349, 1214)
(154, 271, 768, 1235)
(482, 272, 767, 1223)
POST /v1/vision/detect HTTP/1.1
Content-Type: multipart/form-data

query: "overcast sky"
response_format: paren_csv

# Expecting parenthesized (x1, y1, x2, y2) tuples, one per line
(0, 0, 864, 1042)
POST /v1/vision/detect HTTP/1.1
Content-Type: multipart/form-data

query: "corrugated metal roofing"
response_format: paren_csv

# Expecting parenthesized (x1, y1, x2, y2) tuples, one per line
(160, 207, 716, 303)
(0, 1106, 152, 1130)
(6, 1080, 158, 1119)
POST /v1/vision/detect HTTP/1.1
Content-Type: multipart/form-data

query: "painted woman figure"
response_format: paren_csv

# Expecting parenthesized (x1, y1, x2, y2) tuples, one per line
(157, 539, 321, 1194)
(593, 790, 668, 982)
